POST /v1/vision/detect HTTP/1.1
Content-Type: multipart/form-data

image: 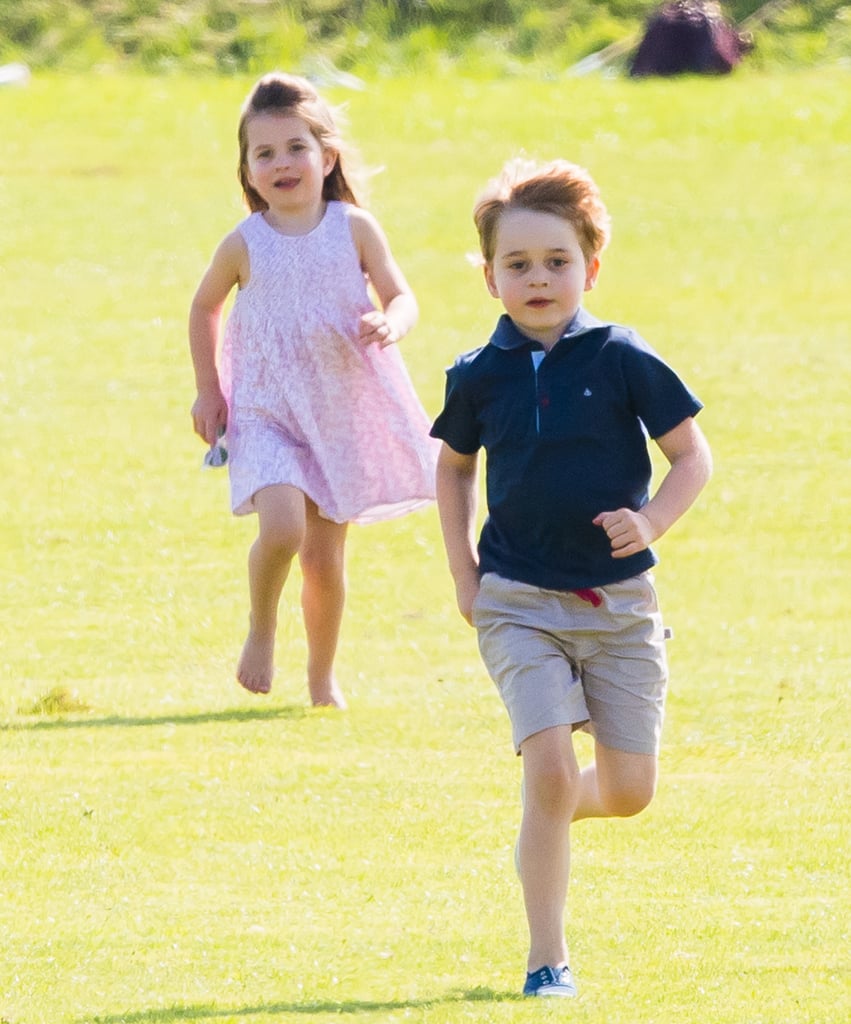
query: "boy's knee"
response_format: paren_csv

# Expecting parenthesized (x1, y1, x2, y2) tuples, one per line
(595, 747, 657, 817)
(526, 760, 581, 817)
(600, 777, 656, 818)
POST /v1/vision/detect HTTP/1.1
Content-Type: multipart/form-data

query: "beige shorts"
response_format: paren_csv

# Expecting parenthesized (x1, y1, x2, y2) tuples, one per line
(472, 572, 668, 756)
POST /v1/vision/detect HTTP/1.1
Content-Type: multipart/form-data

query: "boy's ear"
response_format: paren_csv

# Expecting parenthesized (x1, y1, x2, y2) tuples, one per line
(584, 255, 601, 291)
(483, 263, 500, 298)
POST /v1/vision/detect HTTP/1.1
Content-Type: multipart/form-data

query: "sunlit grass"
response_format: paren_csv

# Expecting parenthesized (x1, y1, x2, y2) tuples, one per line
(0, 69, 848, 1023)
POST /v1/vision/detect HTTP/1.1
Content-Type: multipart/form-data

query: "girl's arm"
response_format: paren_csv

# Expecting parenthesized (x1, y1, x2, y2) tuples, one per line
(593, 416, 712, 558)
(436, 443, 481, 624)
(188, 230, 246, 444)
(348, 207, 418, 347)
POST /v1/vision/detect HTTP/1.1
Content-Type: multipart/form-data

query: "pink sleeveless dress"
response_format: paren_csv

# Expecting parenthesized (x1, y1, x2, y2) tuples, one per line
(219, 203, 438, 524)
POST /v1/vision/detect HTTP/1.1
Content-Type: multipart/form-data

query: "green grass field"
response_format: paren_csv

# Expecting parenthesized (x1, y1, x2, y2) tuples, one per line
(1, 68, 848, 1023)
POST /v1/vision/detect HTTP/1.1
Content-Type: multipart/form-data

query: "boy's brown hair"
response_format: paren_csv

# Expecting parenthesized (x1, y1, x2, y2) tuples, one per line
(473, 158, 611, 264)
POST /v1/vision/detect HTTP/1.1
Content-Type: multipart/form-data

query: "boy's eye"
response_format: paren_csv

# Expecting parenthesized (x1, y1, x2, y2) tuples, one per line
(507, 261, 527, 272)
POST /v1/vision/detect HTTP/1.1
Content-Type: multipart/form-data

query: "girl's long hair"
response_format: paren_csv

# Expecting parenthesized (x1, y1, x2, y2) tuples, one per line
(237, 72, 361, 212)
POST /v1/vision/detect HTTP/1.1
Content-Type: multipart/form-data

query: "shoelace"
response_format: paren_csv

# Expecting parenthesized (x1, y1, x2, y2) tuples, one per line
(528, 965, 569, 986)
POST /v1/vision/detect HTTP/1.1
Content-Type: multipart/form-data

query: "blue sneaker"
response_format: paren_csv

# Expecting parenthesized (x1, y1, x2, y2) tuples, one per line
(523, 964, 577, 998)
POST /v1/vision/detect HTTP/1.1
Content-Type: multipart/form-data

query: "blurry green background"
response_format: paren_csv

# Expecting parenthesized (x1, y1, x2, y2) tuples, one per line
(2, 0, 850, 74)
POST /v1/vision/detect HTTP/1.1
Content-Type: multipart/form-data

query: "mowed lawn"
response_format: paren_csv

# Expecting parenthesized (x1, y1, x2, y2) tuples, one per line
(0, 69, 848, 1023)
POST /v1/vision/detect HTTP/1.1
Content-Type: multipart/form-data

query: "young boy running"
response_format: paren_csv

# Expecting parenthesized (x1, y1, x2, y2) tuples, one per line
(431, 158, 712, 997)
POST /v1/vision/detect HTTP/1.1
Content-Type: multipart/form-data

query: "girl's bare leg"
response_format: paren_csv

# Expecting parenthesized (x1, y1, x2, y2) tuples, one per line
(237, 484, 305, 694)
(299, 499, 348, 708)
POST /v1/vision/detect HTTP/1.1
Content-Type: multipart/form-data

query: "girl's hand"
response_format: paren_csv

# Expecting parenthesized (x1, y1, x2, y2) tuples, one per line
(593, 508, 655, 559)
(358, 310, 398, 348)
(191, 386, 228, 445)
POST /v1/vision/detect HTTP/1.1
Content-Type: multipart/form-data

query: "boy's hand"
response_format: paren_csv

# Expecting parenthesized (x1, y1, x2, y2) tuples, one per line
(454, 572, 481, 626)
(358, 310, 398, 348)
(593, 508, 655, 559)
(191, 387, 228, 446)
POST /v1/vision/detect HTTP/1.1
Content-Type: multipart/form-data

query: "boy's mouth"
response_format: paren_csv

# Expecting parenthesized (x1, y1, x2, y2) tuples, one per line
(526, 298, 553, 309)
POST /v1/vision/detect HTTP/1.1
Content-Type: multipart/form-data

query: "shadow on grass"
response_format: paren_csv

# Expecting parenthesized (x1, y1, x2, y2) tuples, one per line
(1, 705, 309, 732)
(87, 988, 517, 1022)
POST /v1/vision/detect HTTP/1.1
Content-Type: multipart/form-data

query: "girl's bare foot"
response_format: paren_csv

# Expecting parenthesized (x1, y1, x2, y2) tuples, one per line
(309, 677, 347, 709)
(237, 631, 275, 694)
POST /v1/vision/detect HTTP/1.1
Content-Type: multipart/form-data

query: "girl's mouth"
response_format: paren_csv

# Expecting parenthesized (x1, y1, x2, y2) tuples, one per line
(274, 177, 299, 189)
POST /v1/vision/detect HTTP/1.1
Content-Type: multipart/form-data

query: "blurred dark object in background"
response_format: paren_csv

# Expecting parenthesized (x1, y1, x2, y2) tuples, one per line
(629, 1, 754, 77)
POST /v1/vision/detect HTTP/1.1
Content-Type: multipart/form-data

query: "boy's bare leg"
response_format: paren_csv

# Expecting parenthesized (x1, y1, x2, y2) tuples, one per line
(517, 725, 580, 972)
(572, 743, 658, 821)
(237, 484, 305, 694)
(300, 500, 348, 708)
(517, 734, 658, 974)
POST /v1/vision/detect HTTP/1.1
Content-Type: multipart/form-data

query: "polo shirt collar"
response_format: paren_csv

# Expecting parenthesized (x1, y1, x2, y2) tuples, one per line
(488, 307, 607, 351)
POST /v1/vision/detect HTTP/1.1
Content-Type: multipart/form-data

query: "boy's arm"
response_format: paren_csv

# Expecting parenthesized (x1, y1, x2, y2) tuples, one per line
(436, 442, 481, 625)
(593, 416, 712, 559)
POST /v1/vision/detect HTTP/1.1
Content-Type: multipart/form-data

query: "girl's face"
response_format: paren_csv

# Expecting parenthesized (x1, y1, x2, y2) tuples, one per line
(243, 112, 335, 215)
(484, 207, 599, 349)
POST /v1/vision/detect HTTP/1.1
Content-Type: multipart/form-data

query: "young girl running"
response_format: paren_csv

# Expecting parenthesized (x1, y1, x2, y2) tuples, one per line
(189, 72, 437, 707)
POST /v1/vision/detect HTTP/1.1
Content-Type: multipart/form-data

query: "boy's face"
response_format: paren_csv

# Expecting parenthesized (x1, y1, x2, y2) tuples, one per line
(484, 207, 599, 349)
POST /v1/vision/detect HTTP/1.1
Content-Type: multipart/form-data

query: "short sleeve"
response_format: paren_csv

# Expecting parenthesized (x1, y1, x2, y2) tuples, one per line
(430, 363, 482, 455)
(621, 339, 703, 439)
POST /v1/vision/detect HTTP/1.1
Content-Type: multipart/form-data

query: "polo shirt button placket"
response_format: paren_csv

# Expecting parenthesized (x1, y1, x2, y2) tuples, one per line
(538, 392, 550, 433)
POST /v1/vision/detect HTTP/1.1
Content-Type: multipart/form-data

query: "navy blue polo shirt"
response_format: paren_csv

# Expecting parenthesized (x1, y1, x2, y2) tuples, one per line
(430, 308, 703, 591)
